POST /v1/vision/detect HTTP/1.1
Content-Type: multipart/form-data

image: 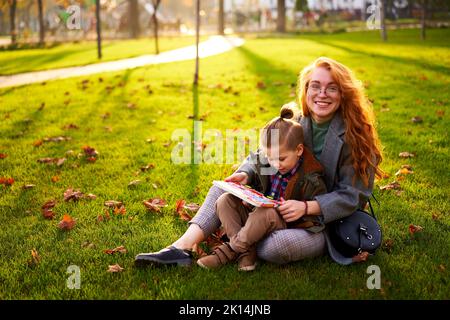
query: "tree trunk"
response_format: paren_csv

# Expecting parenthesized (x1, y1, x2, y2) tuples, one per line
(421, 0, 426, 40)
(152, 0, 161, 55)
(129, 0, 140, 38)
(96, 0, 102, 59)
(38, 0, 45, 46)
(218, 0, 224, 35)
(380, 0, 387, 41)
(10, 0, 17, 45)
(277, 0, 286, 32)
(194, 0, 200, 85)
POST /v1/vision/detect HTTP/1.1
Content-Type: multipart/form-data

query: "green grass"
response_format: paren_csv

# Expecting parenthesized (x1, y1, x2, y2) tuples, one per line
(0, 28, 449, 299)
(0, 36, 206, 75)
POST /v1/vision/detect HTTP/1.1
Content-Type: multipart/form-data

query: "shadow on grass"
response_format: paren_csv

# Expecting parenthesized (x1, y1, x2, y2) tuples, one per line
(309, 39, 450, 77)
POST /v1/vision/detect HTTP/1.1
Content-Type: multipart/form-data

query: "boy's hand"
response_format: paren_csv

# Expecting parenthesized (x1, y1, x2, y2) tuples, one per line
(277, 199, 306, 223)
(224, 172, 249, 185)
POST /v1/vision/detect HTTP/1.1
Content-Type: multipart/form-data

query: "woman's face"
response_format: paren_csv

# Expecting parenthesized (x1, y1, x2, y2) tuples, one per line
(306, 67, 341, 124)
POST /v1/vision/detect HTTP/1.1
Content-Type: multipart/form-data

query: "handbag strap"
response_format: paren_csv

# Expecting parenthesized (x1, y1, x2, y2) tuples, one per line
(367, 193, 380, 220)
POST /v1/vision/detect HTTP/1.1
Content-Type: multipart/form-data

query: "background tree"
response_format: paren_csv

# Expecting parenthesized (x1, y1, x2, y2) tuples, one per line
(37, 0, 44, 45)
(380, 0, 387, 41)
(9, 0, 16, 45)
(218, 0, 224, 35)
(151, 0, 161, 54)
(96, 0, 101, 58)
(295, 0, 308, 29)
(129, 0, 140, 38)
(276, 0, 285, 32)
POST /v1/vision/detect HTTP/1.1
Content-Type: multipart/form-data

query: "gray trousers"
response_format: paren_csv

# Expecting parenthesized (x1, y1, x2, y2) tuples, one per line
(189, 185, 326, 264)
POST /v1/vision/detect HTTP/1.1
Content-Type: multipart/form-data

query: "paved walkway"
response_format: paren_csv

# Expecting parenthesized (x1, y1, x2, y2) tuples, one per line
(0, 36, 245, 88)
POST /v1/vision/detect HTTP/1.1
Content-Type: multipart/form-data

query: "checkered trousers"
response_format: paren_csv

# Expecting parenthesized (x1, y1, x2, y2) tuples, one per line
(189, 185, 326, 264)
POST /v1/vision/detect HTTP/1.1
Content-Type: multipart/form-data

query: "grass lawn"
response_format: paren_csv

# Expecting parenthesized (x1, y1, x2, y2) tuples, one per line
(0, 35, 207, 75)
(0, 28, 449, 300)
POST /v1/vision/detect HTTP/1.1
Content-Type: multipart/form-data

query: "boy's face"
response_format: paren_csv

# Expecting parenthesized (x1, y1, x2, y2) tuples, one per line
(264, 143, 303, 175)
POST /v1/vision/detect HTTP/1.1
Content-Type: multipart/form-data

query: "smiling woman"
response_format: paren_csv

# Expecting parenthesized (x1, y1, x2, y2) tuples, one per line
(135, 56, 385, 267)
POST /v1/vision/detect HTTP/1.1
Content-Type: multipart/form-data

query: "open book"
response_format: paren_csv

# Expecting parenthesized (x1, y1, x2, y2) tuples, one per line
(213, 180, 281, 208)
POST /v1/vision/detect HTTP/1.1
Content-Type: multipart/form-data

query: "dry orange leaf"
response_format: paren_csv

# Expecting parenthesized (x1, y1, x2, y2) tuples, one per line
(352, 251, 369, 263)
(0, 153, 7, 159)
(58, 214, 76, 230)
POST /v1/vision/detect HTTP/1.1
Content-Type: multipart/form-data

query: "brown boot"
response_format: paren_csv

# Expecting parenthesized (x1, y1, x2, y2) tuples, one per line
(237, 246, 257, 272)
(197, 243, 238, 269)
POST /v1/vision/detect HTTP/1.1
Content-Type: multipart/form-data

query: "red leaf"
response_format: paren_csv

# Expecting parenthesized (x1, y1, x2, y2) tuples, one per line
(82, 146, 98, 157)
(0, 153, 7, 159)
(64, 188, 84, 202)
(42, 209, 56, 220)
(409, 224, 423, 235)
(42, 200, 57, 210)
(0, 177, 14, 186)
(175, 199, 186, 214)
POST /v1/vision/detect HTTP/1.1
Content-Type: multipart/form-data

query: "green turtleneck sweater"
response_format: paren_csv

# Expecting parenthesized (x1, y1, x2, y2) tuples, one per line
(311, 118, 332, 161)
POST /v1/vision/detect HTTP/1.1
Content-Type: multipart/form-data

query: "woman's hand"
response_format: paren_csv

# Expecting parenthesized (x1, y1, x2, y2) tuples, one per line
(224, 172, 249, 185)
(277, 199, 307, 223)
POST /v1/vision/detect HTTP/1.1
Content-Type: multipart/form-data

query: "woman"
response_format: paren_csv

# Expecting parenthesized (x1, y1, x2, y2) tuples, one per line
(135, 57, 383, 267)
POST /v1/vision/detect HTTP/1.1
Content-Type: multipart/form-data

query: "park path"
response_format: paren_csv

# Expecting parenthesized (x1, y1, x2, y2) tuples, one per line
(0, 36, 245, 88)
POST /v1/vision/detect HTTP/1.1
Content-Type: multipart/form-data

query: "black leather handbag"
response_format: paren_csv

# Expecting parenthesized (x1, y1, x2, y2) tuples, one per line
(329, 197, 382, 258)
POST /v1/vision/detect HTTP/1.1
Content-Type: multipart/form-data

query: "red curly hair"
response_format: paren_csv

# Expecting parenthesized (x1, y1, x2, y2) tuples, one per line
(297, 57, 383, 186)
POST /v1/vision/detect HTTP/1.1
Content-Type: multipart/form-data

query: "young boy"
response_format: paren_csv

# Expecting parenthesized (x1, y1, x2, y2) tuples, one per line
(197, 106, 328, 271)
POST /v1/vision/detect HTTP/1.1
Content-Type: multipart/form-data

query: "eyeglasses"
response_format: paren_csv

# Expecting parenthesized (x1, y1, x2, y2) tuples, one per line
(307, 83, 340, 96)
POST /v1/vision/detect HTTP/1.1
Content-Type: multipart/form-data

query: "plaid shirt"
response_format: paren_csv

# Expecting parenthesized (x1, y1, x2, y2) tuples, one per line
(266, 157, 303, 200)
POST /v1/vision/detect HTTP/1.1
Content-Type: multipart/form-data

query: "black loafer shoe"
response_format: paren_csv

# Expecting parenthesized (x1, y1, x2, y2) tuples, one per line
(134, 246, 193, 267)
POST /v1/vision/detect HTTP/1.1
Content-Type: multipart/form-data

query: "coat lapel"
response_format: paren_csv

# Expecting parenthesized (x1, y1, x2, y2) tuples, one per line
(300, 116, 313, 151)
(320, 112, 346, 191)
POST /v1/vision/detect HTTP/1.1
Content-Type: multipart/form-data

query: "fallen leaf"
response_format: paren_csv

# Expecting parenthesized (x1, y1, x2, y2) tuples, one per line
(37, 157, 66, 166)
(104, 200, 123, 208)
(22, 184, 35, 189)
(399, 152, 415, 158)
(409, 224, 423, 235)
(179, 211, 193, 222)
(175, 199, 186, 215)
(383, 239, 394, 254)
(379, 181, 401, 191)
(104, 246, 128, 255)
(352, 251, 369, 263)
(64, 188, 84, 202)
(33, 140, 43, 147)
(0, 177, 14, 186)
(411, 116, 423, 123)
(42, 208, 55, 219)
(51, 176, 59, 183)
(0, 153, 7, 159)
(184, 203, 200, 213)
(107, 264, 124, 273)
(128, 180, 141, 187)
(436, 110, 445, 118)
(438, 264, 446, 272)
(143, 198, 168, 213)
(43, 136, 72, 143)
(256, 81, 266, 89)
(82, 146, 98, 157)
(28, 249, 41, 267)
(140, 164, 155, 172)
(395, 167, 414, 176)
(113, 205, 127, 215)
(42, 200, 56, 210)
(57, 214, 76, 230)
(85, 193, 97, 200)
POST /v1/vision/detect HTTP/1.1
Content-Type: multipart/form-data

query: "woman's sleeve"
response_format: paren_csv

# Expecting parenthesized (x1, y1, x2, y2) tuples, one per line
(314, 143, 375, 224)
